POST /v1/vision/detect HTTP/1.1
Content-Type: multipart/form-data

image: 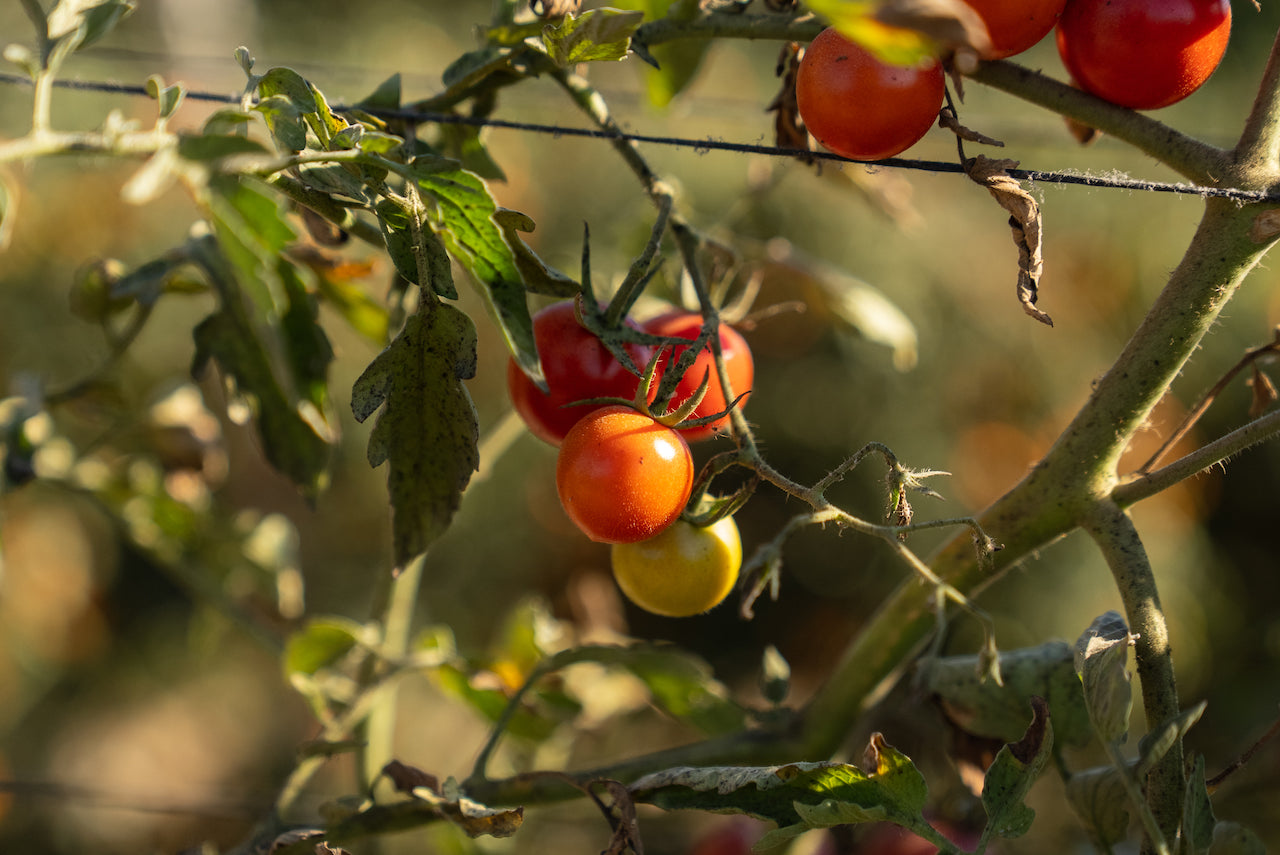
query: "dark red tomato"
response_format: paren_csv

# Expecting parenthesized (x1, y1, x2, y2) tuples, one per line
(1056, 0, 1231, 110)
(507, 301, 652, 446)
(555, 406, 693, 544)
(796, 27, 945, 162)
(643, 311, 753, 442)
(961, 0, 1067, 59)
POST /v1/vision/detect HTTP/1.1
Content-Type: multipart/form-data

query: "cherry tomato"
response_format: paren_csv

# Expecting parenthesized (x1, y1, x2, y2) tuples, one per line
(960, 0, 1068, 59)
(611, 516, 742, 617)
(507, 301, 652, 446)
(1055, 0, 1231, 110)
(555, 406, 694, 544)
(795, 27, 945, 162)
(643, 311, 753, 442)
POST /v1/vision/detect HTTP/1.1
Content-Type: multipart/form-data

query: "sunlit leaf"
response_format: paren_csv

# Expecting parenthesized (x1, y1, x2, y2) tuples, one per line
(350, 302, 479, 567)
(493, 209, 579, 298)
(803, 0, 936, 66)
(541, 8, 644, 67)
(284, 617, 366, 676)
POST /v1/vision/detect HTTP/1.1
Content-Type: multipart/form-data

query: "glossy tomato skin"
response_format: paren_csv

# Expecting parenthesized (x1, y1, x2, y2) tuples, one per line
(507, 301, 652, 446)
(962, 0, 1067, 59)
(610, 516, 742, 617)
(796, 27, 945, 162)
(556, 406, 694, 544)
(643, 311, 753, 442)
(1056, 0, 1231, 110)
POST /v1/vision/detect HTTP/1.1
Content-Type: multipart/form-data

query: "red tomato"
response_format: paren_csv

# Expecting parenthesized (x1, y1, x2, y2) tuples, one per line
(507, 301, 652, 446)
(1055, 0, 1231, 110)
(795, 27, 945, 162)
(643, 311, 753, 442)
(555, 406, 694, 544)
(961, 0, 1068, 59)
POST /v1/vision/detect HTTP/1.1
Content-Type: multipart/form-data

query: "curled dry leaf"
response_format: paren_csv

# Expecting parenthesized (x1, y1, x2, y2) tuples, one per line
(769, 42, 812, 162)
(938, 108, 1005, 148)
(964, 155, 1052, 326)
(589, 779, 645, 855)
(382, 759, 441, 795)
(1248, 364, 1278, 419)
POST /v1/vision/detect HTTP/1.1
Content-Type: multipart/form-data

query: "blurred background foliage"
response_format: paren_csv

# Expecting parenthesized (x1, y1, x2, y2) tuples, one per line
(0, 1, 1278, 853)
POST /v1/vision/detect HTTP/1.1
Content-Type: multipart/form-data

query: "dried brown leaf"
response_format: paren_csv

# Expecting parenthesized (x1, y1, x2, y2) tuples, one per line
(965, 155, 1052, 326)
(1249, 364, 1278, 419)
(382, 759, 440, 795)
(592, 779, 645, 855)
(939, 109, 1005, 148)
(768, 42, 812, 162)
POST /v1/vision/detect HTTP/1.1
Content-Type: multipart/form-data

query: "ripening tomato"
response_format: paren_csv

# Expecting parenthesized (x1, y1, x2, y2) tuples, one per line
(643, 311, 754, 442)
(796, 27, 945, 162)
(555, 406, 694, 544)
(1055, 0, 1231, 110)
(507, 301, 652, 446)
(960, 0, 1068, 59)
(611, 516, 742, 617)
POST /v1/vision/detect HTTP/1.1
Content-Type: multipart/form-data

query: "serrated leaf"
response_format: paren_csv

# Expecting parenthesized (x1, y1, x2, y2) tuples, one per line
(542, 8, 643, 67)
(632, 735, 928, 834)
(1183, 754, 1216, 855)
(922, 640, 1092, 748)
(376, 197, 457, 298)
(1074, 611, 1135, 744)
(416, 169, 538, 379)
(1064, 765, 1131, 848)
(284, 616, 365, 676)
(493, 209, 579, 298)
(980, 697, 1053, 844)
(350, 302, 479, 567)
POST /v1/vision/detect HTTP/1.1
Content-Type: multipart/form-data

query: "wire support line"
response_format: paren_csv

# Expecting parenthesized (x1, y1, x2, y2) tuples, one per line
(3, 70, 1277, 204)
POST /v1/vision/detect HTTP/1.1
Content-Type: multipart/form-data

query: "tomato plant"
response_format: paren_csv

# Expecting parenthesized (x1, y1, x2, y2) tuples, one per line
(610, 516, 742, 617)
(1055, 0, 1232, 110)
(644, 310, 753, 442)
(507, 300, 653, 445)
(795, 27, 945, 162)
(961, 0, 1068, 59)
(555, 405, 694, 544)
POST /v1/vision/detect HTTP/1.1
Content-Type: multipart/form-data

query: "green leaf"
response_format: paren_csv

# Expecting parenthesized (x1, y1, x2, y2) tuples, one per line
(632, 734, 928, 836)
(641, 39, 711, 108)
(1074, 611, 1135, 744)
(350, 302, 480, 568)
(494, 209, 579, 298)
(438, 123, 507, 182)
(254, 94, 309, 152)
(177, 133, 271, 162)
(1210, 822, 1266, 855)
(548, 643, 746, 736)
(1183, 754, 1216, 855)
(376, 197, 458, 299)
(417, 168, 539, 380)
(47, 0, 136, 52)
(803, 0, 936, 66)
(296, 162, 368, 200)
(314, 269, 390, 345)
(257, 67, 318, 114)
(921, 639, 1092, 748)
(145, 74, 184, 120)
(440, 46, 527, 94)
(284, 617, 365, 676)
(1064, 765, 1131, 848)
(541, 9, 644, 67)
(433, 664, 560, 742)
(357, 73, 402, 111)
(1136, 701, 1207, 777)
(980, 697, 1053, 844)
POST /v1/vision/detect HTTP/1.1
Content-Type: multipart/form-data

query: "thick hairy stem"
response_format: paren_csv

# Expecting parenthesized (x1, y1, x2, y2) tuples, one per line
(802, 197, 1277, 758)
(1084, 502, 1182, 853)
(1234, 28, 1280, 177)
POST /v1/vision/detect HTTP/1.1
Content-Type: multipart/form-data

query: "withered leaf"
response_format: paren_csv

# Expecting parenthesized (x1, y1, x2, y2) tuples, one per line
(939, 109, 1005, 148)
(382, 759, 440, 795)
(964, 155, 1052, 327)
(768, 42, 812, 161)
(1249, 364, 1278, 419)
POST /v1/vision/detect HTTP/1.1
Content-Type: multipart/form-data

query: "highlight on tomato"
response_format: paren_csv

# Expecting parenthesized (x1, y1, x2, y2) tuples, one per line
(1055, 0, 1231, 110)
(507, 300, 653, 446)
(555, 405, 694, 544)
(610, 516, 742, 618)
(643, 310, 753, 442)
(795, 27, 945, 162)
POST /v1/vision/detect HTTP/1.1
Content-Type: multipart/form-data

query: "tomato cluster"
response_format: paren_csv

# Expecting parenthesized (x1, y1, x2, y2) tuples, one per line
(508, 301, 753, 616)
(795, 0, 1229, 163)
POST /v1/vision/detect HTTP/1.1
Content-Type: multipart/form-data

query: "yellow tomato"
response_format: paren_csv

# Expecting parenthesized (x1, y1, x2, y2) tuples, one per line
(609, 517, 742, 618)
